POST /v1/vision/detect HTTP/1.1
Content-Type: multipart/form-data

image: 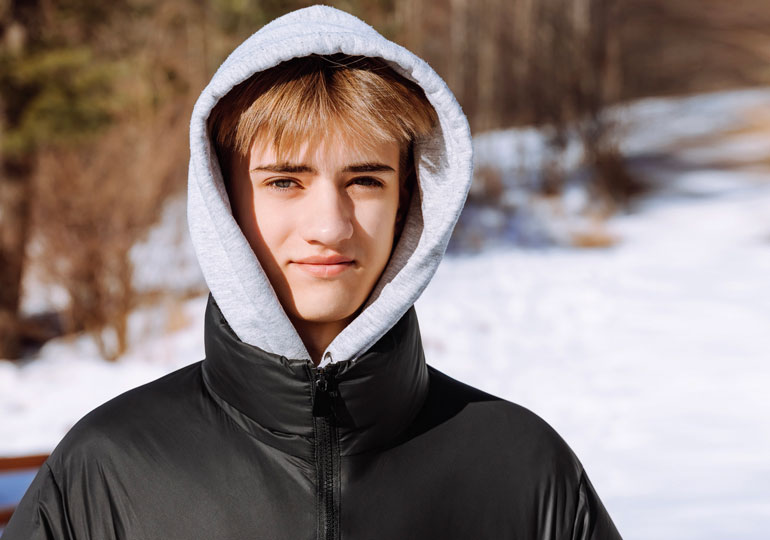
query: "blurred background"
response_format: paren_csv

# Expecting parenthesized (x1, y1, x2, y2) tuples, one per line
(1, 0, 769, 538)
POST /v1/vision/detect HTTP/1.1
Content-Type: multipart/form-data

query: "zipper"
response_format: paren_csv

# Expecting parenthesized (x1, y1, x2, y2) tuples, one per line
(309, 359, 340, 540)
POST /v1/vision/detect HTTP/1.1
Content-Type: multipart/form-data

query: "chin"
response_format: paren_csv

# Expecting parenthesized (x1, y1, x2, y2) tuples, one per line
(290, 290, 363, 324)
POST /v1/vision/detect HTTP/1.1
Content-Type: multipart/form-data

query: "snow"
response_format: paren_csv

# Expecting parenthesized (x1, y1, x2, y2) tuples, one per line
(129, 196, 205, 295)
(418, 184, 770, 539)
(3, 88, 770, 539)
(0, 296, 207, 456)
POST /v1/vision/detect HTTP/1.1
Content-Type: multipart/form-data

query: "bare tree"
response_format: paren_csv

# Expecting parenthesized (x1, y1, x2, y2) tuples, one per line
(1, 2, 45, 359)
(31, 102, 187, 360)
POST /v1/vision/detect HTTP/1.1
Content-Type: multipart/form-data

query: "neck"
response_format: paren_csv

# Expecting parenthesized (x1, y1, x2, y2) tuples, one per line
(291, 317, 351, 365)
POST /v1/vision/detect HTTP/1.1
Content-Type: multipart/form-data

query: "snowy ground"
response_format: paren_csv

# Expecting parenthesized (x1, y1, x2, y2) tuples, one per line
(418, 185, 770, 539)
(2, 88, 770, 539)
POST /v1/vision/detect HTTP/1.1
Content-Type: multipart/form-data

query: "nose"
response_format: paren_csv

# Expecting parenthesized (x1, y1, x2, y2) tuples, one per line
(300, 180, 354, 247)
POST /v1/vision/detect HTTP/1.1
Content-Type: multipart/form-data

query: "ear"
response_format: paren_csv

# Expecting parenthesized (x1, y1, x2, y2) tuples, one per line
(394, 172, 414, 239)
(225, 152, 252, 226)
(395, 141, 416, 238)
(395, 204, 407, 238)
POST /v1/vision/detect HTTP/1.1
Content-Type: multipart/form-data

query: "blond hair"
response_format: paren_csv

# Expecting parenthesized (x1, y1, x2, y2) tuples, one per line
(208, 54, 438, 185)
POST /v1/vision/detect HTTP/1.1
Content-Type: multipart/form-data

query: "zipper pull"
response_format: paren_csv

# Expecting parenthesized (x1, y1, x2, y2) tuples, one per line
(312, 367, 337, 418)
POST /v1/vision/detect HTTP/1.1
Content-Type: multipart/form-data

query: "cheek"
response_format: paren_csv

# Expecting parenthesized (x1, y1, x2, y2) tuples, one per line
(250, 198, 292, 259)
(354, 196, 399, 251)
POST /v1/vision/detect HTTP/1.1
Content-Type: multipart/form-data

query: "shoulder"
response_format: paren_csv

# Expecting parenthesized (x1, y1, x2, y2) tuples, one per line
(420, 365, 583, 480)
(419, 367, 623, 538)
(46, 361, 206, 476)
(6, 364, 207, 540)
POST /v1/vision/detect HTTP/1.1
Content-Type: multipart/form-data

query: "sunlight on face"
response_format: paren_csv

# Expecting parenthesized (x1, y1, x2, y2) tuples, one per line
(229, 135, 401, 331)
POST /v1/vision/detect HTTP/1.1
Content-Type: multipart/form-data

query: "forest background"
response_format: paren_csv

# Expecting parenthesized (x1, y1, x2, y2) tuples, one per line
(1, 0, 770, 361)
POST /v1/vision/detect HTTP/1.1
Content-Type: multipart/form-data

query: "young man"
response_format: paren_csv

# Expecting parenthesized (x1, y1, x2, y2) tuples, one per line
(5, 6, 622, 540)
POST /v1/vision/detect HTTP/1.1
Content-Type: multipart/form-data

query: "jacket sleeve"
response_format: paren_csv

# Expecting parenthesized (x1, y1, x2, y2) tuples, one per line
(2, 463, 74, 540)
(571, 470, 623, 540)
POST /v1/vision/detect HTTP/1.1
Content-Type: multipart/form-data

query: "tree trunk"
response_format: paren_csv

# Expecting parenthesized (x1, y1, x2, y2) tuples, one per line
(0, 157, 33, 359)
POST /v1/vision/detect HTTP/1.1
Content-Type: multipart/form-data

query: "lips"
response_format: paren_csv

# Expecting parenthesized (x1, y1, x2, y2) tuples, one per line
(291, 255, 355, 278)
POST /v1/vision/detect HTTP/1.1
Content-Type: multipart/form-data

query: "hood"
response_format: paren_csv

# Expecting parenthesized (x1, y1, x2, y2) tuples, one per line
(187, 5, 472, 367)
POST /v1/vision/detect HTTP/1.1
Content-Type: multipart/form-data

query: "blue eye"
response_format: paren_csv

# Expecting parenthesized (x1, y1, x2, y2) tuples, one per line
(352, 177, 384, 188)
(268, 179, 296, 189)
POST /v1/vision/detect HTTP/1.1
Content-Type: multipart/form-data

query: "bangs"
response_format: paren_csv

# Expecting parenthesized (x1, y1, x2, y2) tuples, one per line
(209, 54, 437, 173)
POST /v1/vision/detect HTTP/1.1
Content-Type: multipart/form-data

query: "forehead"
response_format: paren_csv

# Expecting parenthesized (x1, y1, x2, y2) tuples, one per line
(248, 134, 401, 170)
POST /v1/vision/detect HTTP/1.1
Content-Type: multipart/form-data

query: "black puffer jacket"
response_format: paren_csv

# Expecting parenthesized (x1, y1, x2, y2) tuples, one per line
(4, 296, 621, 539)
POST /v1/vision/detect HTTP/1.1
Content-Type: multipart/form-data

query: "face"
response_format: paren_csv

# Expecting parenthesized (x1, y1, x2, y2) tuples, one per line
(229, 135, 401, 330)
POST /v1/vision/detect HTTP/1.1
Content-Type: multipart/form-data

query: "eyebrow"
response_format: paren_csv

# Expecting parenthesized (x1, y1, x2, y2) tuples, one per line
(250, 162, 396, 174)
(343, 162, 396, 173)
(250, 163, 315, 173)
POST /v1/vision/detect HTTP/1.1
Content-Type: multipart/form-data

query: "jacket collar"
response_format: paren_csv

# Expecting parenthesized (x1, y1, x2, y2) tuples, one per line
(201, 294, 429, 459)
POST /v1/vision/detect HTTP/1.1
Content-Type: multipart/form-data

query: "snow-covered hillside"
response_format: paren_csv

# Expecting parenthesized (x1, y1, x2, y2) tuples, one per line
(2, 88, 769, 539)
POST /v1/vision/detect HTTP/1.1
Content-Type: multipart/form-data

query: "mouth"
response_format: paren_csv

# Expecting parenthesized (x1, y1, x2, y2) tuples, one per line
(291, 256, 355, 278)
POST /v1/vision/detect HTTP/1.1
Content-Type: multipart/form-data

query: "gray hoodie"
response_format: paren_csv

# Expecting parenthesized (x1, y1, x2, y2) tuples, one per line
(187, 4, 473, 366)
